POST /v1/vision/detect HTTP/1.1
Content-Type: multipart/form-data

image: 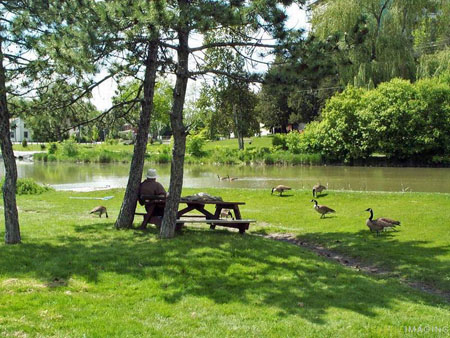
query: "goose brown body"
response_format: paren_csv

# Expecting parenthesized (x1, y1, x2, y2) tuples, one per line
(312, 184, 326, 197)
(217, 175, 229, 181)
(365, 208, 400, 235)
(311, 199, 335, 218)
(89, 206, 108, 218)
(220, 208, 234, 219)
(271, 185, 291, 196)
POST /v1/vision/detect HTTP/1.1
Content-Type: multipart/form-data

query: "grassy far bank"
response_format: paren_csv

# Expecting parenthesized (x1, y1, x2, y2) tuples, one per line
(28, 137, 323, 166)
(0, 188, 449, 337)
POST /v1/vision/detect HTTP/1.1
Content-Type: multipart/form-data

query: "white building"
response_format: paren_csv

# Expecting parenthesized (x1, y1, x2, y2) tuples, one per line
(9, 118, 32, 142)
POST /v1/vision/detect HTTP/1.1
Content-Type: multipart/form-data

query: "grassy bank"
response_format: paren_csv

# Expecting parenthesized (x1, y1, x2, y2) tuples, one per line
(1, 188, 449, 336)
(29, 138, 323, 166)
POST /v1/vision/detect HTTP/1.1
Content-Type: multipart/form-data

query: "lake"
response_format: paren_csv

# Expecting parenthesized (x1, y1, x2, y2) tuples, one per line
(1, 161, 450, 193)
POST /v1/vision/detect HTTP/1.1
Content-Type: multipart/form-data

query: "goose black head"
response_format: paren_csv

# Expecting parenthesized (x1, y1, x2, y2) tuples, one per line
(365, 208, 372, 212)
(311, 199, 318, 205)
(271, 188, 274, 195)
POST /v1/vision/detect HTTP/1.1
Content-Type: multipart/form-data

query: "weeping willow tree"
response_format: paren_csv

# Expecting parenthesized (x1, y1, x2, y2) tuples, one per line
(310, 0, 447, 86)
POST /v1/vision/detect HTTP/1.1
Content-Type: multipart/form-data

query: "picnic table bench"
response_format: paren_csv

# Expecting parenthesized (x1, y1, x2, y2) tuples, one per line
(136, 195, 255, 234)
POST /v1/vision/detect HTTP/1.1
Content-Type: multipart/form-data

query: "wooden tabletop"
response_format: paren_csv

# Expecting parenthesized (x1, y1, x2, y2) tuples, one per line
(140, 195, 245, 206)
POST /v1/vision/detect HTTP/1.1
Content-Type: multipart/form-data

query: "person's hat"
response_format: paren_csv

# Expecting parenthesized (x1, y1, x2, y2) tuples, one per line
(146, 168, 157, 179)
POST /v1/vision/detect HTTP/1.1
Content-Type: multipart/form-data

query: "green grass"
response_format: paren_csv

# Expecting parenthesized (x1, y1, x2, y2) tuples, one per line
(12, 143, 45, 151)
(0, 188, 449, 337)
(204, 136, 273, 150)
(29, 137, 325, 166)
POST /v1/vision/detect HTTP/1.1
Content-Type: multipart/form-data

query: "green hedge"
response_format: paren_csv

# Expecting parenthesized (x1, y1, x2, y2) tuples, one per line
(0, 178, 53, 195)
(298, 75, 450, 163)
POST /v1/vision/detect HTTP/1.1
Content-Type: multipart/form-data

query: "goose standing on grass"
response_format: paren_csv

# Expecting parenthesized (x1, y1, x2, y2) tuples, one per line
(217, 175, 229, 181)
(311, 199, 335, 218)
(365, 208, 401, 235)
(312, 184, 326, 197)
(89, 206, 108, 218)
(271, 185, 291, 196)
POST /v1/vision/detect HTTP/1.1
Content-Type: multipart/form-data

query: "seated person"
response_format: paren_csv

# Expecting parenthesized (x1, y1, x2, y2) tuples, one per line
(138, 168, 167, 228)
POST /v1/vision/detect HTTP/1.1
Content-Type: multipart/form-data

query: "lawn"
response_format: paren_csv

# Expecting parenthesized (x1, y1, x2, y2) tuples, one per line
(0, 188, 449, 337)
(205, 136, 273, 150)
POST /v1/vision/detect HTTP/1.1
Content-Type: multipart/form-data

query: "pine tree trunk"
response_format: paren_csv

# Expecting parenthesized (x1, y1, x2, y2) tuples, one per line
(0, 41, 21, 244)
(115, 40, 159, 229)
(160, 23, 189, 239)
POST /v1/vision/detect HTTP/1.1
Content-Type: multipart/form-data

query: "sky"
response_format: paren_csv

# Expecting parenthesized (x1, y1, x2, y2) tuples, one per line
(91, 4, 310, 111)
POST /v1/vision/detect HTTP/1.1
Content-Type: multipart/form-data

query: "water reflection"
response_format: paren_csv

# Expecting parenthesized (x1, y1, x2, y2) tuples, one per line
(1, 161, 449, 193)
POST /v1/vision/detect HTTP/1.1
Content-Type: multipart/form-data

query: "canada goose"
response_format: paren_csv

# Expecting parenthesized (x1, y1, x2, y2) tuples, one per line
(217, 175, 229, 181)
(228, 176, 238, 181)
(312, 184, 326, 197)
(220, 208, 234, 219)
(271, 185, 291, 196)
(89, 206, 108, 218)
(365, 208, 400, 235)
(311, 199, 335, 218)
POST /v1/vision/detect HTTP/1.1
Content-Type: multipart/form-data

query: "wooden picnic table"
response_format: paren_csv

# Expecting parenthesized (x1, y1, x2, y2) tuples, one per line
(136, 195, 255, 234)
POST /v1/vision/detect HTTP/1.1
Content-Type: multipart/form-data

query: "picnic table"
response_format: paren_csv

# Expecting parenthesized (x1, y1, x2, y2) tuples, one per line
(136, 195, 255, 234)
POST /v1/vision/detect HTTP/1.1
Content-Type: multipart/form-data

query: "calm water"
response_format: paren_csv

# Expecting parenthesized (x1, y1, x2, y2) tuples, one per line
(1, 161, 450, 193)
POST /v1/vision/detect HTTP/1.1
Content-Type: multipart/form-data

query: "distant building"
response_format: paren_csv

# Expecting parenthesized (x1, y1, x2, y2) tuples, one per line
(9, 118, 32, 142)
(259, 123, 271, 136)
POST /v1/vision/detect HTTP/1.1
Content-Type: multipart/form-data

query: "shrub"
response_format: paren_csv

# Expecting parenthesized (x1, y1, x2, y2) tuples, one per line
(21, 139, 28, 148)
(47, 154, 57, 162)
(186, 133, 206, 157)
(0, 178, 53, 195)
(48, 142, 58, 154)
(285, 132, 302, 154)
(272, 134, 287, 150)
(40, 143, 46, 150)
(263, 154, 274, 165)
(157, 153, 170, 163)
(62, 140, 79, 157)
(33, 153, 47, 161)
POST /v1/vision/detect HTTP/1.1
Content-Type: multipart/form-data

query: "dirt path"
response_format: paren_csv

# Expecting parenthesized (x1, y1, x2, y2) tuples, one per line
(258, 232, 450, 303)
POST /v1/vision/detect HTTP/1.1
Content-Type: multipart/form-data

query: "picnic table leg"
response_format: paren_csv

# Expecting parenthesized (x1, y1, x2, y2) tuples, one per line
(210, 206, 224, 230)
(175, 222, 184, 232)
(232, 206, 242, 220)
(239, 223, 250, 235)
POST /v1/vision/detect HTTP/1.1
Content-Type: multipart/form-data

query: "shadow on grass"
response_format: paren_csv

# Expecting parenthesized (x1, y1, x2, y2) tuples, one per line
(0, 223, 448, 325)
(298, 231, 450, 292)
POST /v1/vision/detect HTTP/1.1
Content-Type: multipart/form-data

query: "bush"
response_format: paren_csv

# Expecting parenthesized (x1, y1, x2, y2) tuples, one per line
(48, 142, 58, 154)
(40, 143, 46, 150)
(0, 178, 53, 195)
(272, 134, 287, 150)
(62, 140, 79, 157)
(285, 132, 302, 154)
(186, 133, 206, 157)
(21, 139, 28, 148)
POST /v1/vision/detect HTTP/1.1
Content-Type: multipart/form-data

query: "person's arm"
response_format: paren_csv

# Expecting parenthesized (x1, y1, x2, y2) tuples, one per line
(156, 182, 167, 197)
